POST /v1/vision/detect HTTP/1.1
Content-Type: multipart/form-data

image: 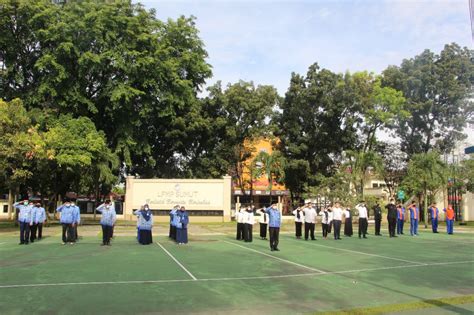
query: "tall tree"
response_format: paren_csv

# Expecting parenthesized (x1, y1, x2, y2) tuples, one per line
(382, 43, 474, 156)
(252, 150, 285, 202)
(0, 0, 212, 178)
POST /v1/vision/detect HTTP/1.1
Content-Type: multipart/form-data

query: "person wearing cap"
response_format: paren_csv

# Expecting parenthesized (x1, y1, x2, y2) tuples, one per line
(258, 208, 269, 240)
(134, 204, 153, 245)
(13, 199, 34, 245)
(428, 202, 439, 233)
(292, 205, 304, 239)
(303, 202, 317, 241)
(263, 204, 281, 251)
(396, 203, 406, 235)
(408, 201, 419, 236)
(343, 206, 353, 237)
(444, 204, 455, 235)
(385, 199, 397, 237)
(175, 206, 189, 245)
(332, 202, 343, 240)
(96, 199, 117, 246)
(373, 202, 383, 236)
(169, 205, 179, 240)
(56, 199, 79, 245)
(31, 201, 46, 242)
(235, 207, 245, 240)
(355, 201, 368, 239)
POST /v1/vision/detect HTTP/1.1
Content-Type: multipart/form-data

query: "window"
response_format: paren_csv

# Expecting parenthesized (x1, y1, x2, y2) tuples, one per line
(372, 183, 379, 188)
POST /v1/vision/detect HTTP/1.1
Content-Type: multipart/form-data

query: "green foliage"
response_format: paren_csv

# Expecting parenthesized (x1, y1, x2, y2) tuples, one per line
(252, 150, 285, 193)
(382, 43, 474, 156)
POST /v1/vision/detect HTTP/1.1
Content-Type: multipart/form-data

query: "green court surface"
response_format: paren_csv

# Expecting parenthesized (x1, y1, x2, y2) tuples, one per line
(1, 229, 473, 314)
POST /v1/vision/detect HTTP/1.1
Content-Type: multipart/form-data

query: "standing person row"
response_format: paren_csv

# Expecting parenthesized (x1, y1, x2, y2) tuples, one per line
(14, 199, 33, 245)
(292, 206, 304, 239)
(56, 199, 80, 245)
(134, 204, 153, 245)
(96, 200, 117, 246)
(355, 201, 368, 239)
(386, 199, 397, 238)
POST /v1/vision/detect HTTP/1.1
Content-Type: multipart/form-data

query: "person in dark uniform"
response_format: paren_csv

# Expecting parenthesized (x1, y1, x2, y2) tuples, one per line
(373, 202, 382, 236)
(385, 199, 398, 238)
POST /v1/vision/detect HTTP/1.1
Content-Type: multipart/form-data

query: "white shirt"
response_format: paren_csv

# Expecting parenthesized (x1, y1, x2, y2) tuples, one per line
(319, 210, 329, 224)
(332, 207, 343, 221)
(259, 211, 268, 224)
(236, 211, 244, 223)
(303, 207, 317, 223)
(244, 211, 255, 225)
(344, 209, 351, 219)
(328, 211, 333, 223)
(292, 209, 304, 223)
(356, 204, 368, 219)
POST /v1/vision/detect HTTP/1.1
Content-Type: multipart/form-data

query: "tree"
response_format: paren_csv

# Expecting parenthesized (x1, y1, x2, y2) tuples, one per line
(382, 43, 474, 157)
(252, 150, 285, 203)
(276, 64, 360, 202)
(375, 141, 408, 197)
(0, 0, 212, 178)
(344, 150, 384, 199)
(401, 151, 447, 224)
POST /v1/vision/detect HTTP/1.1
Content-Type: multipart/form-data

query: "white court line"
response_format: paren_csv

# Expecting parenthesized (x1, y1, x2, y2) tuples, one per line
(0, 260, 472, 289)
(156, 242, 197, 281)
(285, 237, 425, 265)
(223, 240, 326, 273)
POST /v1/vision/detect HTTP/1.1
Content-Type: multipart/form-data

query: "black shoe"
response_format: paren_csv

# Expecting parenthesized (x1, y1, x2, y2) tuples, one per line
(19, 242, 24, 245)
(101, 243, 106, 246)
(274, 248, 280, 251)
(270, 248, 274, 251)
(363, 236, 367, 239)
(337, 238, 342, 240)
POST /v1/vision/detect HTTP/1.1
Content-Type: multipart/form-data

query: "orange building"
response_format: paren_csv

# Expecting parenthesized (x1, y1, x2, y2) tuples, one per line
(233, 137, 290, 212)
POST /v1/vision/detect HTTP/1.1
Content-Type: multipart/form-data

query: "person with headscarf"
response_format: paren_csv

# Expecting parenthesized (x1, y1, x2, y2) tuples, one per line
(292, 206, 304, 239)
(258, 208, 268, 240)
(343, 206, 353, 237)
(134, 204, 153, 245)
(13, 198, 33, 245)
(96, 199, 117, 246)
(175, 206, 189, 245)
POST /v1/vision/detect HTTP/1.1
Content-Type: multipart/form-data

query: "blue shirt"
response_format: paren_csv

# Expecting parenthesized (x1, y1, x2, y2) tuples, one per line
(32, 207, 46, 223)
(170, 208, 177, 226)
(174, 211, 189, 229)
(14, 202, 33, 224)
(408, 206, 419, 220)
(96, 204, 117, 226)
(134, 210, 153, 230)
(56, 204, 79, 224)
(264, 207, 281, 228)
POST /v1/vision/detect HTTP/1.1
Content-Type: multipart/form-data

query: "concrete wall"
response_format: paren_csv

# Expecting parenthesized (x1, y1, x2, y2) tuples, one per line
(124, 176, 232, 222)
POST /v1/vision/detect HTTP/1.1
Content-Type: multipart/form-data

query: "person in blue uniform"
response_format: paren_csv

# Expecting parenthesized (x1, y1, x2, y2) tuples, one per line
(428, 202, 439, 233)
(408, 201, 419, 236)
(175, 206, 189, 245)
(169, 205, 179, 240)
(56, 198, 80, 245)
(96, 199, 117, 246)
(264, 204, 281, 251)
(31, 201, 46, 242)
(71, 199, 81, 242)
(396, 204, 405, 235)
(134, 204, 154, 245)
(14, 199, 33, 245)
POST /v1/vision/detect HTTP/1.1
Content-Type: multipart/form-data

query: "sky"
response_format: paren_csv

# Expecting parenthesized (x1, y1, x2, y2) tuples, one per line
(137, 0, 472, 95)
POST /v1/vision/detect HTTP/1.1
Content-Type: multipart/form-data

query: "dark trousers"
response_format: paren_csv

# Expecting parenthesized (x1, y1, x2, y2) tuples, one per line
(333, 220, 342, 239)
(322, 223, 329, 238)
(375, 219, 382, 235)
(432, 219, 438, 232)
(37, 223, 43, 239)
(244, 223, 253, 242)
(397, 219, 404, 234)
(74, 225, 79, 241)
(30, 223, 38, 242)
(388, 218, 397, 237)
(62, 223, 75, 243)
(236, 223, 244, 240)
(358, 218, 368, 237)
(328, 221, 333, 233)
(295, 222, 302, 238)
(269, 227, 280, 250)
(304, 222, 315, 240)
(344, 219, 353, 236)
(260, 223, 267, 238)
(170, 225, 177, 240)
(19, 222, 30, 244)
(101, 225, 113, 244)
